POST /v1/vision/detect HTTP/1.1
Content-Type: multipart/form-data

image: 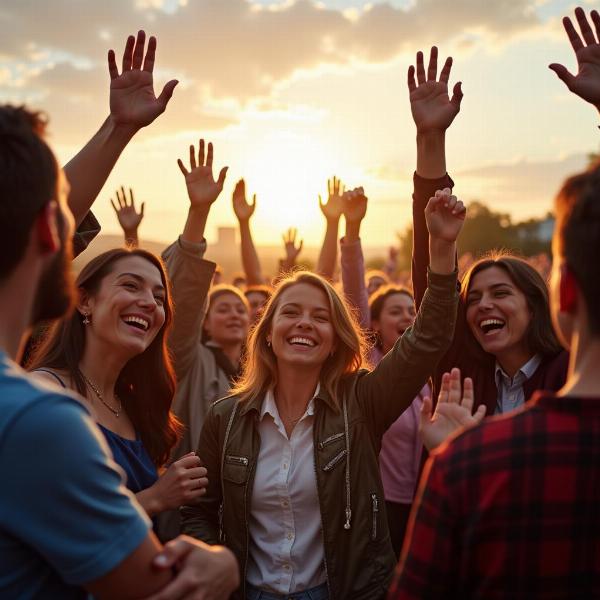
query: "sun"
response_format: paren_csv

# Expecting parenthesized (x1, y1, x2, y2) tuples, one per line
(239, 131, 352, 244)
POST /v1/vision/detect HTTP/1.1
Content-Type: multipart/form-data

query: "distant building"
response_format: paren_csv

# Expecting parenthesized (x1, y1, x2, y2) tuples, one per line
(216, 226, 236, 248)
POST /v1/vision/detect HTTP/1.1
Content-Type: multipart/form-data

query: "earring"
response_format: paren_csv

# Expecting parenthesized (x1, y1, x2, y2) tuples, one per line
(82, 312, 91, 325)
(266, 339, 271, 347)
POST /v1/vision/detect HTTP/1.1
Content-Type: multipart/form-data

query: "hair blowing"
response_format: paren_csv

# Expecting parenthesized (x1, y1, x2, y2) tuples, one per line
(461, 252, 563, 359)
(554, 160, 600, 334)
(231, 271, 370, 406)
(28, 248, 181, 467)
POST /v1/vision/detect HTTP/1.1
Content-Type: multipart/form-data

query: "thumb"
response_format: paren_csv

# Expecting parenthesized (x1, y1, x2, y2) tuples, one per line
(450, 81, 463, 109)
(217, 166, 229, 189)
(420, 396, 433, 431)
(153, 537, 193, 569)
(473, 404, 487, 424)
(157, 79, 179, 110)
(140, 202, 145, 217)
(548, 64, 575, 88)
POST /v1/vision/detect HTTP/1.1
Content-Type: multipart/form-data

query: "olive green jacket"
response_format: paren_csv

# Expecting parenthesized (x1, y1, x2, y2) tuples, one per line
(181, 269, 459, 600)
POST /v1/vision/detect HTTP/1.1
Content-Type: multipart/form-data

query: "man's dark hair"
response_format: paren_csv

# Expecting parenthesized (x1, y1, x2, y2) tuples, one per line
(555, 161, 600, 334)
(0, 106, 58, 279)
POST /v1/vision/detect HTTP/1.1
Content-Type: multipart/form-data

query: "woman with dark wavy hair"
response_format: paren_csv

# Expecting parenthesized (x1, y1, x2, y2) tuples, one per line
(28, 247, 208, 521)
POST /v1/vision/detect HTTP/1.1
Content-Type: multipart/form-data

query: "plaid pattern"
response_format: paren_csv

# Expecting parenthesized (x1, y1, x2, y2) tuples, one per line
(388, 393, 600, 600)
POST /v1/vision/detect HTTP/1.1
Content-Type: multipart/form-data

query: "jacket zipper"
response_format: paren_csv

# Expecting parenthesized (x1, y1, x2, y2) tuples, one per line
(371, 493, 379, 541)
(322, 449, 347, 472)
(243, 457, 256, 600)
(314, 421, 332, 599)
(318, 432, 345, 449)
(225, 455, 249, 466)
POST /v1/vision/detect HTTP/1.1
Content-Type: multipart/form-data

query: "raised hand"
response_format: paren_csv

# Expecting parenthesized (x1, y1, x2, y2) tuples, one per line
(342, 186, 368, 224)
(111, 186, 144, 234)
(177, 139, 228, 212)
(232, 179, 256, 222)
(282, 227, 303, 262)
(425, 188, 466, 243)
(319, 176, 345, 221)
(409, 46, 463, 133)
(420, 368, 486, 451)
(108, 30, 178, 130)
(549, 7, 600, 110)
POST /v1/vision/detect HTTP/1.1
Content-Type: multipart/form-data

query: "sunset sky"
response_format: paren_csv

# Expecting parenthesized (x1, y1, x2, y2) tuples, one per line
(2, 0, 599, 248)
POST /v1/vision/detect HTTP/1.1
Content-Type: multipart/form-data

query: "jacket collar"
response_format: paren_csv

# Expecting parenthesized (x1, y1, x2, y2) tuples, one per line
(238, 382, 341, 416)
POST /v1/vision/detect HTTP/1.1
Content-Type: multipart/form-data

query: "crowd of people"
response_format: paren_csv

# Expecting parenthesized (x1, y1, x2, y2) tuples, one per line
(1, 6, 600, 600)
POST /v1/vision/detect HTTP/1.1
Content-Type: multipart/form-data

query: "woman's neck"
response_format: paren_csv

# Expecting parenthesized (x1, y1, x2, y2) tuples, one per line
(274, 362, 320, 416)
(78, 338, 128, 398)
(495, 346, 535, 378)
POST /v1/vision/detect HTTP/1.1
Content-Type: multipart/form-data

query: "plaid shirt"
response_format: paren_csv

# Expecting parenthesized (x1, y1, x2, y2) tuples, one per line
(388, 392, 600, 600)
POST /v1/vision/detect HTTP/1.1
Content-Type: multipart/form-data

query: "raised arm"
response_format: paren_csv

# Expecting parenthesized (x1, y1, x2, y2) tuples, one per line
(356, 190, 466, 440)
(316, 176, 344, 279)
(163, 139, 226, 381)
(340, 187, 370, 329)
(549, 7, 600, 115)
(279, 227, 303, 274)
(110, 186, 144, 247)
(64, 31, 177, 226)
(232, 179, 264, 285)
(409, 47, 462, 308)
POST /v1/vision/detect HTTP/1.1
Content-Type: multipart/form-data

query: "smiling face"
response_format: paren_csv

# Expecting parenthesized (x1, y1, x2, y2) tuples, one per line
(203, 291, 250, 346)
(372, 292, 416, 353)
(81, 255, 166, 359)
(465, 265, 532, 361)
(268, 282, 336, 372)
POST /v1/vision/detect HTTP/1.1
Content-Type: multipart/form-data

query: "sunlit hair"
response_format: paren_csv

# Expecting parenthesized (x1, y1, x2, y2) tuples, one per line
(461, 251, 562, 359)
(554, 160, 600, 334)
(369, 285, 414, 350)
(28, 248, 181, 467)
(231, 271, 370, 406)
(244, 284, 272, 302)
(201, 284, 250, 343)
(365, 269, 389, 287)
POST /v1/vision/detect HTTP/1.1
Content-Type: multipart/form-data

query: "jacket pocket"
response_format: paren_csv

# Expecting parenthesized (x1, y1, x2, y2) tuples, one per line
(223, 454, 250, 484)
(370, 492, 379, 541)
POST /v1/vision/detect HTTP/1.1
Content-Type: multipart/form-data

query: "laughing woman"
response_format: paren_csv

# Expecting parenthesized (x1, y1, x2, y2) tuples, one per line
(28, 248, 208, 522)
(180, 192, 464, 599)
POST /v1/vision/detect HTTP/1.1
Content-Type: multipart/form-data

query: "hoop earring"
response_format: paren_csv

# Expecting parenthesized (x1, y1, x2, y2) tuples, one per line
(82, 312, 91, 325)
(266, 339, 271, 348)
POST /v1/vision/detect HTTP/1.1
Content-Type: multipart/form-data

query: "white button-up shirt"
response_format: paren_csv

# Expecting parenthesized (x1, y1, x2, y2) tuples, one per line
(246, 388, 326, 593)
(494, 354, 542, 414)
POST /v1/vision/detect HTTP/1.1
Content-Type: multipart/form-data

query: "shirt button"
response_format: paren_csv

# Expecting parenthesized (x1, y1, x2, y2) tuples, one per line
(287, 532, 293, 540)
(282, 500, 289, 507)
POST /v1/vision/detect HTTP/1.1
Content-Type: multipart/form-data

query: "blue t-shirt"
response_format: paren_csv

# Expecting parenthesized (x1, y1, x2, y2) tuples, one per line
(0, 352, 151, 599)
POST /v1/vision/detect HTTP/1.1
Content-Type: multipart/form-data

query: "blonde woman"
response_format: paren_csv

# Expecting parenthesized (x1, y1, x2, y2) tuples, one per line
(181, 191, 465, 599)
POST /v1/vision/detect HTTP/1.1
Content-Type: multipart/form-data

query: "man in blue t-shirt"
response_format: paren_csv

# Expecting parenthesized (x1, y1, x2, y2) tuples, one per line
(0, 34, 238, 599)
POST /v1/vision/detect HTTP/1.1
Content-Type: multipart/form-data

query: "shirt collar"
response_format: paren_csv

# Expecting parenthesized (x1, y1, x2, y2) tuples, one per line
(495, 354, 542, 384)
(260, 384, 319, 421)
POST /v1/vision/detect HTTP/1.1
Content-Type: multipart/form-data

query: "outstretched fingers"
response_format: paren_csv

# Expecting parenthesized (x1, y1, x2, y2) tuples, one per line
(450, 81, 463, 110)
(447, 368, 462, 404)
(575, 6, 597, 45)
(131, 30, 146, 70)
(416, 50, 426, 84)
(461, 377, 474, 412)
(427, 46, 438, 82)
(143, 36, 157, 72)
(437, 371, 451, 405)
(177, 158, 189, 176)
(121, 35, 135, 72)
(563, 14, 584, 52)
(407, 65, 417, 93)
(107, 49, 119, 79)
(439, 56, 453, 85)
(592, 10, 600, 41)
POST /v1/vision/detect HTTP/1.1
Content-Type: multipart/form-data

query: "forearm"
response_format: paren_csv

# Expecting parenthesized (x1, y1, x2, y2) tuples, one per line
(416, 131, 446, 179)
(429, 238, 456, 275)
(340, 236, 370, 329)
(316, 218, 340, 279)
(123, 229, 139, 248)
(64, 116, 136, 226)
(238, 219, 264, 285)
(136, 487, 162, 517)
(182, 207, 209, 244)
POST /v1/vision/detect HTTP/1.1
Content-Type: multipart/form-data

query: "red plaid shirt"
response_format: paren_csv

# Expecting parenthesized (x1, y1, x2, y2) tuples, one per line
(388, 392, 600, 600)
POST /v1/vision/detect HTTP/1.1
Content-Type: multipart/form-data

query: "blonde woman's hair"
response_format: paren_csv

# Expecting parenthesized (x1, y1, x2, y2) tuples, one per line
(231, 271, 370, 406)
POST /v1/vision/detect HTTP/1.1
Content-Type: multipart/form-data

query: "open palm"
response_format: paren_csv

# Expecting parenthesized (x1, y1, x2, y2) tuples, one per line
(409, 47, 463, 133)
(232, 179, 256, 222)
(550, 8, 600, 109)
(319, 176, 344, 220)
(420, 369, 486, 451)
(108, 31, 178, 129)
(177, 140, 228, 210)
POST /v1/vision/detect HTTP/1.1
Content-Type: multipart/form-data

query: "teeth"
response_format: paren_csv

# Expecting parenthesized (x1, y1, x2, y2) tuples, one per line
(480, 319, 505, 328)
(123, 316, 149, 331)
(288, 336, 316, 347)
